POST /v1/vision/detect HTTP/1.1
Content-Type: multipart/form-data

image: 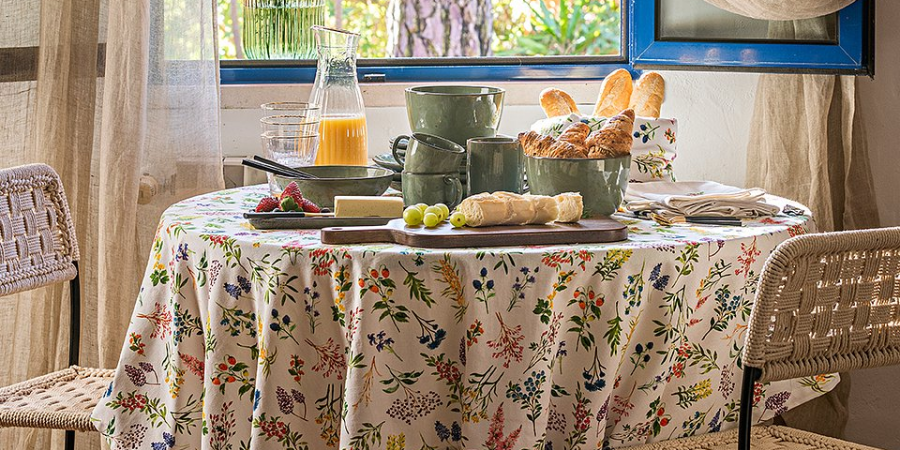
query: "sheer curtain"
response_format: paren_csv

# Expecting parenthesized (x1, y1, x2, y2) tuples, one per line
(0, 0, 223, 448)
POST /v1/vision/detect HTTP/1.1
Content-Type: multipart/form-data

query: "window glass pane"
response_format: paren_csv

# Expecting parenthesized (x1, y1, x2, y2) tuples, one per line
(217, 0, 622, 61)
(658, 0, 837, 43)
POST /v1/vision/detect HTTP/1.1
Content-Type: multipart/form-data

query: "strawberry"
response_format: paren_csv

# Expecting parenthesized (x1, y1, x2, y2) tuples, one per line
(255, 196, 280, 212)
(300, 198, 322, 213)
(280, 182, 304, 204)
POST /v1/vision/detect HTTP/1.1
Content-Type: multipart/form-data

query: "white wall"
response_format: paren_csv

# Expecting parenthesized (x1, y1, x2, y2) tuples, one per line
(843, 2, 900, 448)
(221, 71, 759, 187)
(220, 50, 898, 450)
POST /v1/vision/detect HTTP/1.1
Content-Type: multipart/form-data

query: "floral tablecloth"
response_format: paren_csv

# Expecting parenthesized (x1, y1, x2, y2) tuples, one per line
(92, 185, 837, 450)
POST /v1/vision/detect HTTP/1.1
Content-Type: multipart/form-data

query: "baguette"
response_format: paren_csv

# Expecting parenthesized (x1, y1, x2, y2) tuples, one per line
(593, 68, 633, 118)
(555, 193, 584, 222)
(629, 72, 665, 118)
(457, 192, 582, 227)
(540, 88, 579, 118)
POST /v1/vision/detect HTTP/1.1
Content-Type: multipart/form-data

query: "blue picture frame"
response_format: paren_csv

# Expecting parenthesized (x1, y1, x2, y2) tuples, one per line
(629, 0, 870, 74)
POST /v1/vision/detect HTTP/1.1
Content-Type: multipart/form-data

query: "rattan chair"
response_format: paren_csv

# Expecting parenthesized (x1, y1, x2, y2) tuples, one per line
(0, 164, 114, 450)
(628, 227, 900, 450)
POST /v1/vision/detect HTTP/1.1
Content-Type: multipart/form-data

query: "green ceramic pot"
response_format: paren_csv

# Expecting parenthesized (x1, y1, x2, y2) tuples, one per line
(273, 165, 393, 208)
(405, 86, 505, 147)
(525, 155, 631, 217)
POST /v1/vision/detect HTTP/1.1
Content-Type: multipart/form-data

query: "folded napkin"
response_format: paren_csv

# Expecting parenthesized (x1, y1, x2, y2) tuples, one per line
(625, 181, 782, 220)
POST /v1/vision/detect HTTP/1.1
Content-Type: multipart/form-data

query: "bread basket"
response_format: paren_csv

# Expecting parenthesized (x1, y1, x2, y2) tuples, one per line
(531, 114, 677, 183)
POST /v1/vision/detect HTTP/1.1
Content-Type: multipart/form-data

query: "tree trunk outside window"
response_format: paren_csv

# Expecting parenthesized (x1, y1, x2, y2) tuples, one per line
(387, 0, 493, 57)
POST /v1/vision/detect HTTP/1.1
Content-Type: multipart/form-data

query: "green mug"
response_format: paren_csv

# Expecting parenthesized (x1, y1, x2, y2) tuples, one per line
(393, 133, 465, 174)
(466, 135, 524, 195)
(405, 85, 505, 147)
(401, 172, 464, 209)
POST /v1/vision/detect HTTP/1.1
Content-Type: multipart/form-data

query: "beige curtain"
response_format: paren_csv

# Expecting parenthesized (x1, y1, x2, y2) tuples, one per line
(0, 0, 224, 447)
(745, 17, 880, 233)
(701, 0, 854, 20)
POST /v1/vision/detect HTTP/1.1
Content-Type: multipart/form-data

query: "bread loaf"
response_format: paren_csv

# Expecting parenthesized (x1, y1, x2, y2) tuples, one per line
(629, 72, 665, 118)
(593, 69, 633, 118)
(530, 196, 559, 224)
(555, 193, 584, 222)
(458, 193, 510, 227)
(457, 192, 582, 227)
(540, 88, 579, 118)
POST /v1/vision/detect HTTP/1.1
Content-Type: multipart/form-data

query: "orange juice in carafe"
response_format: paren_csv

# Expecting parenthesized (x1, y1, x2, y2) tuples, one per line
(315, 115, 368, 165)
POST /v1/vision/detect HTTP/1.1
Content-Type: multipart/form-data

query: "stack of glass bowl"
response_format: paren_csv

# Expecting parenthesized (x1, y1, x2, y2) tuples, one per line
(260, 102, 321, 195)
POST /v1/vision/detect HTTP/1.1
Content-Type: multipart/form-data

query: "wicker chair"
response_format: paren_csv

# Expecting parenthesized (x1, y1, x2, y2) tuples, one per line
(0, 164, 115, 450)
(628, 227, 900, 450)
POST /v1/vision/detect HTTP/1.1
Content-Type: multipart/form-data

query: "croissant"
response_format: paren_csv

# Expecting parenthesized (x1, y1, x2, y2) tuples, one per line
(557, 122, 590, 146)
(547, 140, 588, 159)
(518, 131, 556, 157)
(586, 109, 635, 158)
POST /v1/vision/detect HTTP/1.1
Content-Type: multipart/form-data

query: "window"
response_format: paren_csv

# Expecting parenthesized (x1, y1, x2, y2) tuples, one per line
(218, 0, 873, 84)
(631, 0, 872, 74)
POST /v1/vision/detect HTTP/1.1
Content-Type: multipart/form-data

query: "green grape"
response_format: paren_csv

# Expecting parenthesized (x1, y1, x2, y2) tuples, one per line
(450, 212, 467, 228)
(424, 206, 444, 222)
(403, 206, 423, 226)
(423, 212, 440, 228)
(435, 203, 450, 219)
(415, 203, 429, 214)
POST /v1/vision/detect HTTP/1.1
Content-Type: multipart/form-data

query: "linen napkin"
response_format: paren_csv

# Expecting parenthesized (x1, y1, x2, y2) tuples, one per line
(625, 181, 782, 220)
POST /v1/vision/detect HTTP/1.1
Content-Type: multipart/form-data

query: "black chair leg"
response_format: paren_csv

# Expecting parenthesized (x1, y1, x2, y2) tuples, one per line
(738, 366, 762, 450)
(65, 430, 75, 450)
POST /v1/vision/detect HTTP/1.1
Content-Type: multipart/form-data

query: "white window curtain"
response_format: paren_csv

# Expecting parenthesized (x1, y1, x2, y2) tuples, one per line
(0, 0, 223, 447)
(701, 0, 854, 21)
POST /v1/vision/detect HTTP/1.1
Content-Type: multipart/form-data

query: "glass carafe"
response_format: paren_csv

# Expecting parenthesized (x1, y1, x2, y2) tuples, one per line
(309, 26, 368, 166)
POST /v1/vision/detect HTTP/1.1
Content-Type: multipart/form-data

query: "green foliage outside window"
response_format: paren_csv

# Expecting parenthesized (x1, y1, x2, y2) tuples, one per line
(217, 0, 620, 60)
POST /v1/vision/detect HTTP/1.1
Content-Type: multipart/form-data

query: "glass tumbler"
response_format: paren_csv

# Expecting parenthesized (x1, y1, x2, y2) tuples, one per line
(260, 131, 320, 195)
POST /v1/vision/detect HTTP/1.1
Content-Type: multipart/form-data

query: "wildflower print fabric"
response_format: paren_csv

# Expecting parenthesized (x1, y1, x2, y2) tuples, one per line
(92, 185, 837, 450)
(531, 115, 678, 183)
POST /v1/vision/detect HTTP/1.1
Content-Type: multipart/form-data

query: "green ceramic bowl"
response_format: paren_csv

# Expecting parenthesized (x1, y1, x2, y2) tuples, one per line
(525, 155, 631, 217)
(273, 166, 393, 208)
(405, 85, 505, 147)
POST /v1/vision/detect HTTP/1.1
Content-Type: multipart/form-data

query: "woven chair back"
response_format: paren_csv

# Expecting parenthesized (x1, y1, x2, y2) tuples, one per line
(0, 164, 79, 297)
(745, 227, 900, 383)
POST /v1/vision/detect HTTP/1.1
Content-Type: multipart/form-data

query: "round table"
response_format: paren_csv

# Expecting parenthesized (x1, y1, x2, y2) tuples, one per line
(92, 185, 837, 450)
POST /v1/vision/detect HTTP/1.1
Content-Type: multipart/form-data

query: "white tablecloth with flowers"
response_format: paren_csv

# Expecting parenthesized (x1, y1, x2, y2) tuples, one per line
(92, 185, 837, 450)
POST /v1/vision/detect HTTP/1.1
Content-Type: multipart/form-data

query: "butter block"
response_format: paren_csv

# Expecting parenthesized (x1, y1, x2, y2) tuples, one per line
(334, 196, 404, 218)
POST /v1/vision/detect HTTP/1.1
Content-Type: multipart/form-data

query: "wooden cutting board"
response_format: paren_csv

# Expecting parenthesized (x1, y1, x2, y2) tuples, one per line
(320, 217, 627, 248)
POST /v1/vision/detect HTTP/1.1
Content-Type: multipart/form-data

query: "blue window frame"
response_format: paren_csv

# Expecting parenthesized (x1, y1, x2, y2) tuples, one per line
(220, 0, 872, 84)
(630, 0, 872, 75)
